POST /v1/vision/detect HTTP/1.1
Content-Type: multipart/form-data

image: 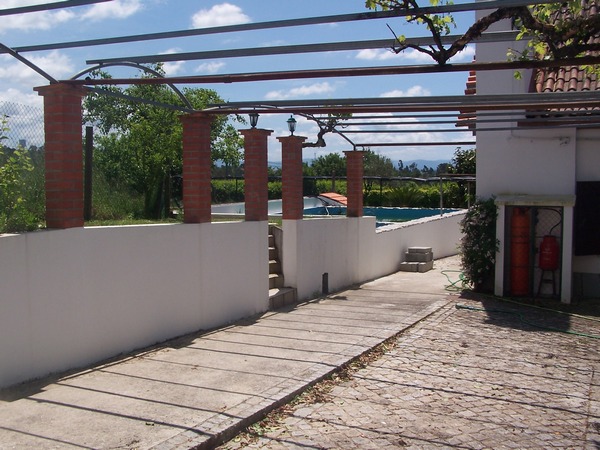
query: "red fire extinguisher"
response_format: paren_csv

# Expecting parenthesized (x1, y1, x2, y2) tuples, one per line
(510, 207, 530, 296)
(539, 235, 559, 271)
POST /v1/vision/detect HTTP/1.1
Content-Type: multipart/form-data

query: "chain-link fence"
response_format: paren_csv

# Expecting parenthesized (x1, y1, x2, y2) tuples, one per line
(0, 101, 44, 149)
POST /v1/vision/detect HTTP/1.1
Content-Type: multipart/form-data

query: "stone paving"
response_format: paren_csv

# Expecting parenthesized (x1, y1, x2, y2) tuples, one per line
(221, 295, 600, 449)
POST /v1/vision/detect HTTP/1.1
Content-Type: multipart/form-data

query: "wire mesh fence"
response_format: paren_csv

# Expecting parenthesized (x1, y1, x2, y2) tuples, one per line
(0, 101, 45, 149)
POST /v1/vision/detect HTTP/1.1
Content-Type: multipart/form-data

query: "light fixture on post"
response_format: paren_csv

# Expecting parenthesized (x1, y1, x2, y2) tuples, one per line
(287, 115, 297, 136)
(249, 112, 260, 128)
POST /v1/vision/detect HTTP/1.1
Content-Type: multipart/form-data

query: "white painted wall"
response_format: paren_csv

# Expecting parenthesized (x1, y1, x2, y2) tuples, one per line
(475, 4, 600, 298)
(0, 221, 268, 388)
(477, 128, 577, 198)
(283, 212, 465, 301)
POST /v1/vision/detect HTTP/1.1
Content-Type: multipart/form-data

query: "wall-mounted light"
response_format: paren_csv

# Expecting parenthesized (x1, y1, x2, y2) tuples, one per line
(287, 115, 297, 135)
(249, 112, 260, 128)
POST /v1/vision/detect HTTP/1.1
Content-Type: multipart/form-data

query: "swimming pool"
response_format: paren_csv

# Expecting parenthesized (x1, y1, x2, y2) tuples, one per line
(211, 199, 460, 222)
(303, 206, 460, 222)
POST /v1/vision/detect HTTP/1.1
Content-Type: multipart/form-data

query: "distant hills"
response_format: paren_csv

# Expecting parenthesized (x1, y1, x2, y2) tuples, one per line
(268, 159, 450, 169)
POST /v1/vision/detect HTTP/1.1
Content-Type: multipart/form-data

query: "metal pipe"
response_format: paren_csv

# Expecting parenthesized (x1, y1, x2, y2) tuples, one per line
(66, 56, 600, 86)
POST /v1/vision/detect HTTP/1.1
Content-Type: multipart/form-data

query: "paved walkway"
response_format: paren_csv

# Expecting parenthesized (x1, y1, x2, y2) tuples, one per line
(221, 293, 600, 449)
(0, 257, 461, 449)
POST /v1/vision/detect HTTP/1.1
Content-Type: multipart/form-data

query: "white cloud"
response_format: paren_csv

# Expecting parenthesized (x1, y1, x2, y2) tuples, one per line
(355, 49, 399, 61)
(159, 48, 185, 76)
(191, 3, 250, 28)
(81, 0, 142, 21)
(0, 51, 74, 86)
(0, 0, 142, 33)
(0, 6, 74, 33)
(265, 82, 335, 100)
(356, 48, 437, 64)
(448, 45, 476, 63)
(0, 88, 42, 108)
(196, 61, 226, 74)
(380, 85, 431, 98)
(357, 45, 476, 64)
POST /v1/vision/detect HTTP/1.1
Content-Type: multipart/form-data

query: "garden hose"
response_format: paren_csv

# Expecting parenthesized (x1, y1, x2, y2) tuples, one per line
(455, 304, 600, 340)
(441, 270, 470, 292)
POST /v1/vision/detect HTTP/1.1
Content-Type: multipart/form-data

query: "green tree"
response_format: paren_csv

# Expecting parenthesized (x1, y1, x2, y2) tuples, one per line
(449, 147, 475, 175)
(0, 116, 43, 232)
(311, 152, 346, 177)
(84, 65, 242, 219)
(212, 124, 244, 177)
(365, 1, 600, 67)
(363, 149, 397, 196)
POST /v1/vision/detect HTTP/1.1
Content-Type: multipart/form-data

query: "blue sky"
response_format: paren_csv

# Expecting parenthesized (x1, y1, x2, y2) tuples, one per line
(0, 0, 477, 163)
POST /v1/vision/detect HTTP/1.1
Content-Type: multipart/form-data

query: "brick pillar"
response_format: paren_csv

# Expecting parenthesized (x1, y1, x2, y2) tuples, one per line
(180, 112, 213, 223)
(344, 151, 366, 218)
(278, 135, 306, 220)
(34, 83, 86, 229)
(241, 128, 272, 221)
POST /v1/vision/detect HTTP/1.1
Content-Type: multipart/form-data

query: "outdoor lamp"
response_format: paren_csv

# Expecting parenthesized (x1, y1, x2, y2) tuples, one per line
(287, 115, 297, 135)
(249, 112, 259, 128)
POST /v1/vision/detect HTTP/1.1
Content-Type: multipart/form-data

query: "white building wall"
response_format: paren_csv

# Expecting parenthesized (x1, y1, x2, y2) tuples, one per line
(283, 212, 465, 301)
(0, 222, 268, 388)
(475, 2, 600, 299)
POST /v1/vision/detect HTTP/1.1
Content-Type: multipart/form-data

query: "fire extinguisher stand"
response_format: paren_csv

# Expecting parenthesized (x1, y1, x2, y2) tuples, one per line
(537, 236, 559, 296)
(536, 209, 562, 298)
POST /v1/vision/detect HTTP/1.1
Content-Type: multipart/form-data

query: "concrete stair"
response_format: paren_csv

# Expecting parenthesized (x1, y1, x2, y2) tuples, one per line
(399, 247, 434, 273)
(268, 225, 297, 309)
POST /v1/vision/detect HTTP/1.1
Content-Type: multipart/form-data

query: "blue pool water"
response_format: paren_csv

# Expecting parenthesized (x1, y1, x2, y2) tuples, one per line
(212, 199, 460, 222)
(303, 206, 460, 222)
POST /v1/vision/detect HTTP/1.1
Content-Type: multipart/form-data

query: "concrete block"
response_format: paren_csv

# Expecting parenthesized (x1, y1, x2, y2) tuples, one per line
(405, 252, 434, 262)
(418, 260, 434, 273)
(408, 247, 432, 254)
(399, 262, 420, 272)
(399, 260, 434, 273)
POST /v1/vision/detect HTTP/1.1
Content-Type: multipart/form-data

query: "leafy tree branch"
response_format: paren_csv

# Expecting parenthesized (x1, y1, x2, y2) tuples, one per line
(366, 0, 600, 65)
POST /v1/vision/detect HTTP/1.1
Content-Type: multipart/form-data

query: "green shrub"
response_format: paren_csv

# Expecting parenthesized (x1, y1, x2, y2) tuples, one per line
(387, 182, 424, 207)
(459, 197, 499, 292)
(0, 147, 44, 233)
(211, 179, 244, 203)
(91, 171, 144, 220)
(267, 181, 282, 199)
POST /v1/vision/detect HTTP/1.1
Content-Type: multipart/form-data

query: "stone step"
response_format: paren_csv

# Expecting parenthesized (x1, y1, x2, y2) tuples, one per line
(408, 246, 432, 254)
(269, 259, 281, 275)
(268, 235, 275, 248)
(405, 251, 434, 263)
(269, 247, 278, 260)
(269, 287, 297, 310)
(269, 273, 284, 289)
(399, 260, 434, 273)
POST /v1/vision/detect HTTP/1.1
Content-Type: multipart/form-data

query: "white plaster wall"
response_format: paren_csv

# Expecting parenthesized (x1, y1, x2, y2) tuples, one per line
(363, 212, 465, 281)
(283, 212, 465, 301)
(475, 4, 578, 199)
(283, 217, 365, 300)
(477, 128, 577, 198)
(0, 221, 268, 388)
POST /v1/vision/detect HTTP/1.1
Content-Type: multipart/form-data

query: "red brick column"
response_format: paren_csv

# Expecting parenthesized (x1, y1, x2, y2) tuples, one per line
(34, 83, 86, 229)
(278, 135, 306, 220)
(180, 112, 213, 223)
(344, 151, 366, 218)
(241, 128, 272, 221)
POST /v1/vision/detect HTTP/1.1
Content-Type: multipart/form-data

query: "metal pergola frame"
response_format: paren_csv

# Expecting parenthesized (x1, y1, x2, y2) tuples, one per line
(1, 0, 597, 151)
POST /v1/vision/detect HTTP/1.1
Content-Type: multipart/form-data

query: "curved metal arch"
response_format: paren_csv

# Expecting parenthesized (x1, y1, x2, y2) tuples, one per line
(70, 62, 193, 110)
